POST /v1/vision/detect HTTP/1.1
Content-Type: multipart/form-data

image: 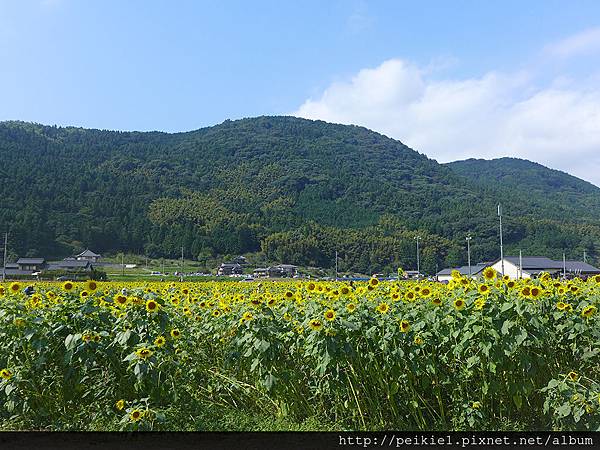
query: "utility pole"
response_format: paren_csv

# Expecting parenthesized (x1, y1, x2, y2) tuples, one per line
(519, 249, 523, 279)
(498, 204, 504, 276)
(181, 246, 184, 281)
(2, 232, 7, 282)
(563, 252, 566, 279)
(466, 234, 472, 277)
(414, 236, 421, 278)
(121, 253, 124, 277)
(335, 250, 338, 281)
(583, 250, 587, 264)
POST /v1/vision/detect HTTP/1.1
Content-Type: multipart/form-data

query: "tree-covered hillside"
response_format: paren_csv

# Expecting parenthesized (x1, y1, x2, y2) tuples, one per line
(446, 157, 600, 219)
(0, 117, 598, 273)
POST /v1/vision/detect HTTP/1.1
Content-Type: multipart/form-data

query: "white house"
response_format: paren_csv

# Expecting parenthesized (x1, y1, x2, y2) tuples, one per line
(75, 249, 102, 263)
(491, 256, 600, 279)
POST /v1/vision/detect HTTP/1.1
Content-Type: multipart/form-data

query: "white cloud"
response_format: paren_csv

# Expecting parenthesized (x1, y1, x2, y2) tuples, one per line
(293, 56, 600, 186)
(545, 27, 600, 59)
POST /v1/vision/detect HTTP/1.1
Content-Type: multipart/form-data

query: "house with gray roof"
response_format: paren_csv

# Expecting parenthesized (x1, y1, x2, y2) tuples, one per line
(16, 258, 46, 272)
(75, 249, 102, 262)
(436, 263, 488, 282)
(2, 262, 34, 278)
(217, 263, 243, 276)
(490, 256, 600, 279)
(268, 264, 298, 278)
(46, 260, 93, 272)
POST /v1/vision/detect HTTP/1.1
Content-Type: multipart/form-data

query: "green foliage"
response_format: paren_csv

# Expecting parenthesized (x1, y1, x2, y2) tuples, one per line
(261, 218, 456, 274)
(0, 277, 598, 431)
(1, 118, 599, 274)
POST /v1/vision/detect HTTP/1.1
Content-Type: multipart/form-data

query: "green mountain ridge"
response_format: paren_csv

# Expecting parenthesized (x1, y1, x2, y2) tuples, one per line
(0, 116, 598, 274)
(447, 157, 600, 215)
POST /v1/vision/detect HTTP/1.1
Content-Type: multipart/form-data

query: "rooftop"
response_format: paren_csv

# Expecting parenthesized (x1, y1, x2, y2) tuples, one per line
(437, 263, 488, 276)
(564, 260, 600, 273)
(502, 256, 564, 269)
(47, 260, 92, 269)
(16, 258, 45, 264)
(76, 249, 101, 257)
(500, 256, 600, 273)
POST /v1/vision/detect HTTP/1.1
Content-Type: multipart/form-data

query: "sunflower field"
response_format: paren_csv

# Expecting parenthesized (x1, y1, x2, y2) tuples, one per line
(0, 270, 598, 431)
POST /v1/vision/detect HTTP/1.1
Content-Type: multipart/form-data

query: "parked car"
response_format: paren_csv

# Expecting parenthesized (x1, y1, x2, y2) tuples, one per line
(56, 275, 73, 281)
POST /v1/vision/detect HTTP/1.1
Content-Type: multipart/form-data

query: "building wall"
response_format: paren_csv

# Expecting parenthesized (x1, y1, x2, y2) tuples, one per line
(490, 260, 529, 279)
(77, 256, 98, 262)
(437, 274, 453, 282)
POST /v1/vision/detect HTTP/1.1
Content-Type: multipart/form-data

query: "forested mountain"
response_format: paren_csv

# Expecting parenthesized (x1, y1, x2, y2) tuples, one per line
(446, 158, 600, 220)
(0, 117, 598, 274)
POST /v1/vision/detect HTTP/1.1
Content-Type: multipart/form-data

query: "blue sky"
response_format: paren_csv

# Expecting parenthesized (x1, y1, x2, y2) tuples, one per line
(1, 0, 600, 184)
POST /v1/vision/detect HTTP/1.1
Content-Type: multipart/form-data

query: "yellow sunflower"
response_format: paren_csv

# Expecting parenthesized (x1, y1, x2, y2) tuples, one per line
(135, 348, 153, 359)
(530, 286, 542, 299)
(453, 298, 465, 310)
(114, 294, 128, 307)
(84, 280, 98, 292)
(581, 305, 597, 318)
(482, 267, 497, 281)
(474, 298, 486, 310)
(568, 371, 579, 382)
(399, 320, 410, 333)
(145, 299, 159, 313)
(376, 302, 390, 314)
(309, 319, 323, 331)
(478, 284, 490, 295)
(129, 409, 143, 422)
